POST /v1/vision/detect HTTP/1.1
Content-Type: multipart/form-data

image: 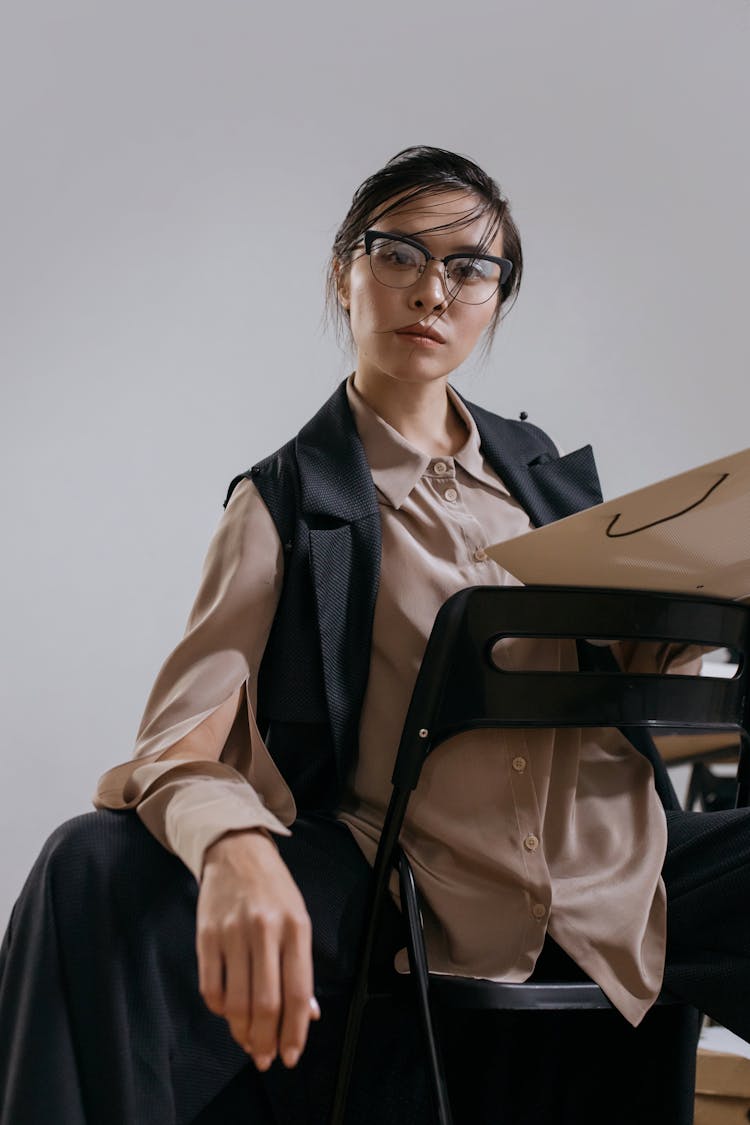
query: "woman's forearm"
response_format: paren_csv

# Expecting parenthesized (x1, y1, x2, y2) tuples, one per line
(156, 685, 244, 763)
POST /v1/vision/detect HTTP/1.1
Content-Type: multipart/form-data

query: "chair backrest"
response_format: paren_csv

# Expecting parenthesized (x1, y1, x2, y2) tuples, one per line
(391, 586, 750, 797)
(332, 587, 750, 1125)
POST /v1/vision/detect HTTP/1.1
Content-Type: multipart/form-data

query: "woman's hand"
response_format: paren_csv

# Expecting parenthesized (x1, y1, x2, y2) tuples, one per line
(196, 828, 320, 1071)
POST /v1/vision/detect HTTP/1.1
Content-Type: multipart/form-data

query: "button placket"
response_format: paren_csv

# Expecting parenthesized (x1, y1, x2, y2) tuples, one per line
(427, 458, 460, 507)
(505, 740, 548, 923)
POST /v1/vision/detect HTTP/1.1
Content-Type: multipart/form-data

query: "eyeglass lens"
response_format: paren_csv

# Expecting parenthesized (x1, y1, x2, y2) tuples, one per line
(368, 236, 502, 304)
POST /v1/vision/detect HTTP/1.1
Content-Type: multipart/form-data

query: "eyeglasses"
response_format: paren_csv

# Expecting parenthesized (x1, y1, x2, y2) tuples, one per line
(361, 230, 513, 305)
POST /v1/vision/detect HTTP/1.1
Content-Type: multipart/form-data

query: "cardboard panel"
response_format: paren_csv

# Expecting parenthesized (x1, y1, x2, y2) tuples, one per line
(488, 448, 750, 601)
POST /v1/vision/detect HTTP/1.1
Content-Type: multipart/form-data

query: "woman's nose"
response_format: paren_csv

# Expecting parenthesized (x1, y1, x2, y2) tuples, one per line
(409, 259, 448, 309)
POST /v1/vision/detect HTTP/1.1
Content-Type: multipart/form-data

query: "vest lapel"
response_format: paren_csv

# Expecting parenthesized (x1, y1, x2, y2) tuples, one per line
(295, 384, 381, 777)
(461, 394, 604, 526)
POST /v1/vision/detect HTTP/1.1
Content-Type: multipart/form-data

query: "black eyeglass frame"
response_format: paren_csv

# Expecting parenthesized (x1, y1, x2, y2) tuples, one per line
(362, 230, 514, 298)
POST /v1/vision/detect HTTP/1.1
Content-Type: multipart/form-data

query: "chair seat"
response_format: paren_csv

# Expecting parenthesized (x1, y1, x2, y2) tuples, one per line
(426, 975, 681, 1012)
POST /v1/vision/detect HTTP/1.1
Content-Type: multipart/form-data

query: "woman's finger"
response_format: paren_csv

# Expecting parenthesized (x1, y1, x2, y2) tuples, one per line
(247, 914, 283, 1069)
(222, 923, 252, 1048)
(196, 924, 225, 1017)
(278, 914, 315, 1067)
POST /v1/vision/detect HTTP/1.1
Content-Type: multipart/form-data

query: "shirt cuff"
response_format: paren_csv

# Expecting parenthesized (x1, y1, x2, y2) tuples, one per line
(136, 772, 291, 882)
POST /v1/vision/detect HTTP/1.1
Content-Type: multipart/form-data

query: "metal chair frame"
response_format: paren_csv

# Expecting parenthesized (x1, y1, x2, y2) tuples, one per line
(330, 585, 750, 1125)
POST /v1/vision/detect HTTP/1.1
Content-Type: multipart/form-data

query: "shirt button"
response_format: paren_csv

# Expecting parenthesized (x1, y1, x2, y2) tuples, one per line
(444, 488, 458, 503)
(532, 903, 546, 920)
(523, 834, 539, 852)
(473, 547, 488, 562)
(512, 756, 527, 773)
(433, 460, 448, 475)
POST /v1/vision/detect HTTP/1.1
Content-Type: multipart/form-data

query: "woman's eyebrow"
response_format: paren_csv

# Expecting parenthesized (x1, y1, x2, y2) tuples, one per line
(383, 228, 486, 254)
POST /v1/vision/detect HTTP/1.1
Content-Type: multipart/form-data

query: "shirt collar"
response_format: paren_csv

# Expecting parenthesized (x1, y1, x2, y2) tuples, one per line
(345, 374, 510, 509)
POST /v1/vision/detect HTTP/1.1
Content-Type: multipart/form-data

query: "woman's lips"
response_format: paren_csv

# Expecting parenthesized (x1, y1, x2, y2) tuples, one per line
(394, 331, 444, 346)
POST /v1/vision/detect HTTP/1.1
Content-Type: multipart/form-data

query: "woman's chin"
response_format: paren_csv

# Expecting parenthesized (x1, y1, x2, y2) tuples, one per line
(363, 355, 456, 386)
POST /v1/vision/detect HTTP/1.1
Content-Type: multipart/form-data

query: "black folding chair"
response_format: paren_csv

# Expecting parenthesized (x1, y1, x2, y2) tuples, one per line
(330, 585, 750, 1125)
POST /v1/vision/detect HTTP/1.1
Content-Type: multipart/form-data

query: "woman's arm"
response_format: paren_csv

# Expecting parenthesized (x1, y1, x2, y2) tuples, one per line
(199, 826, 318, 1071)
(156, 687, 245, 761)
(95, 478, 317, 1070)
(146, 686, 320, 1068)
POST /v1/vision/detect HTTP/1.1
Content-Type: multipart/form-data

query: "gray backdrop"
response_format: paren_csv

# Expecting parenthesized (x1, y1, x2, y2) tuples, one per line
(1, 0, 748, 929)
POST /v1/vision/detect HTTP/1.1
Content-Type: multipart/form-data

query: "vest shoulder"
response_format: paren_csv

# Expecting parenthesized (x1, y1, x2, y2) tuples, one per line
(223, 438, 298, 510)
(459, 394, 559, 459)
(223, 382, 349, 511)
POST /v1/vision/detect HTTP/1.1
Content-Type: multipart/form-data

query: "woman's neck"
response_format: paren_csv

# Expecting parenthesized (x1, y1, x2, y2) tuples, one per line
(352, 370, 467, 457)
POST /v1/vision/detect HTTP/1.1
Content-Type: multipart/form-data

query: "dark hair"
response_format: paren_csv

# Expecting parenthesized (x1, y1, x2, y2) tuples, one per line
(324, 145, 523, 361)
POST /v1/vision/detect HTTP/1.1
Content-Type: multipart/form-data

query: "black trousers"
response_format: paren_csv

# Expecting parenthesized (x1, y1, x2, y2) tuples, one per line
(2, 806, 750, 1125)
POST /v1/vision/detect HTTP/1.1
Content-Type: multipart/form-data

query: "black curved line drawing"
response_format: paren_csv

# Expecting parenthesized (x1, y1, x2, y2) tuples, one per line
(605, 473, 730, 539)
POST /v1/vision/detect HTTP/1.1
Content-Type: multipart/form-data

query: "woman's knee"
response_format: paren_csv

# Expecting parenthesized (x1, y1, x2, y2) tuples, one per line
(27, 809, 193, 929)
(39, 809, 163, 884)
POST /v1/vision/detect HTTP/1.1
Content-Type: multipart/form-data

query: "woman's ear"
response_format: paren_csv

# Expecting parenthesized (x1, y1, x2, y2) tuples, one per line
(334, 259, 350, 311)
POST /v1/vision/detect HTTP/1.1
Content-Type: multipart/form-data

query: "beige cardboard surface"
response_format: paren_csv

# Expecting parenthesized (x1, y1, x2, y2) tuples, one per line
(694, 1094, 750, 1125)
(488, 448, 750, 600)
(697, 1050, 750, 1098)
(694, 1034, 750, 1123)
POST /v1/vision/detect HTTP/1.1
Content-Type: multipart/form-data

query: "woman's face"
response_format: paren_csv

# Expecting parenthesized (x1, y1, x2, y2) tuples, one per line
(336, 189, 503, 389)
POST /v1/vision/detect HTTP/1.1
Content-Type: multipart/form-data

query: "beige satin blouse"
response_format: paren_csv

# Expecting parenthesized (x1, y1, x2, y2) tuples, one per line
(95, 375, 699, 1028)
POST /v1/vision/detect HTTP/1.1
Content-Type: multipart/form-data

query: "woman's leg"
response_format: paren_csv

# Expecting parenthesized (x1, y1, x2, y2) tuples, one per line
(0, 810, 261, 1125)
(0, 810, 428, 1125)
(662, 805, 750, 1041)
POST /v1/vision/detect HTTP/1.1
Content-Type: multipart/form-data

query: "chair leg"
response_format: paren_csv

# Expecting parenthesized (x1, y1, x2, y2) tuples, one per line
(736, 729, 750, 808)
(329, 791, 412, 1125)
(328, 970, 369, 1125)
(398, 849, 454, 1125)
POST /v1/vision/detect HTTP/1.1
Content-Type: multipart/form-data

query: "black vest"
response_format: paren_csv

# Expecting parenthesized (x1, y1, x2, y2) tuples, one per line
(224, 380, 678, 814)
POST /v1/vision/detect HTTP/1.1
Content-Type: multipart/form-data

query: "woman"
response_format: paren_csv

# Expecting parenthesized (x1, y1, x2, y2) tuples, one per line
(2, 145, 750, 1125)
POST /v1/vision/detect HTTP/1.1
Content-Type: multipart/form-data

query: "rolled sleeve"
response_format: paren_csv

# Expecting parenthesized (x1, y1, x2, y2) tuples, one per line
(93, 476, 296, 875)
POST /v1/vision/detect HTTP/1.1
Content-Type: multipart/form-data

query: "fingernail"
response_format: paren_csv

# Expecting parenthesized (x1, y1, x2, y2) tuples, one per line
(255, 1054, 274, 1072)
(309, 996, 321, 1018)
(283, 1048, 300, 1068)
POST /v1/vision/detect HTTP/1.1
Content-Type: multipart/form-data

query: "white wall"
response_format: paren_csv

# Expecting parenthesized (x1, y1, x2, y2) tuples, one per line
(2, 0, 748, 928)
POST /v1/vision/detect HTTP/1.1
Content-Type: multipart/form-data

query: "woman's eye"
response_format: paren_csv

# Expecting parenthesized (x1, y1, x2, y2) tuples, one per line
(374, 240, 421, 268)
(450, 258, 489, 281)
